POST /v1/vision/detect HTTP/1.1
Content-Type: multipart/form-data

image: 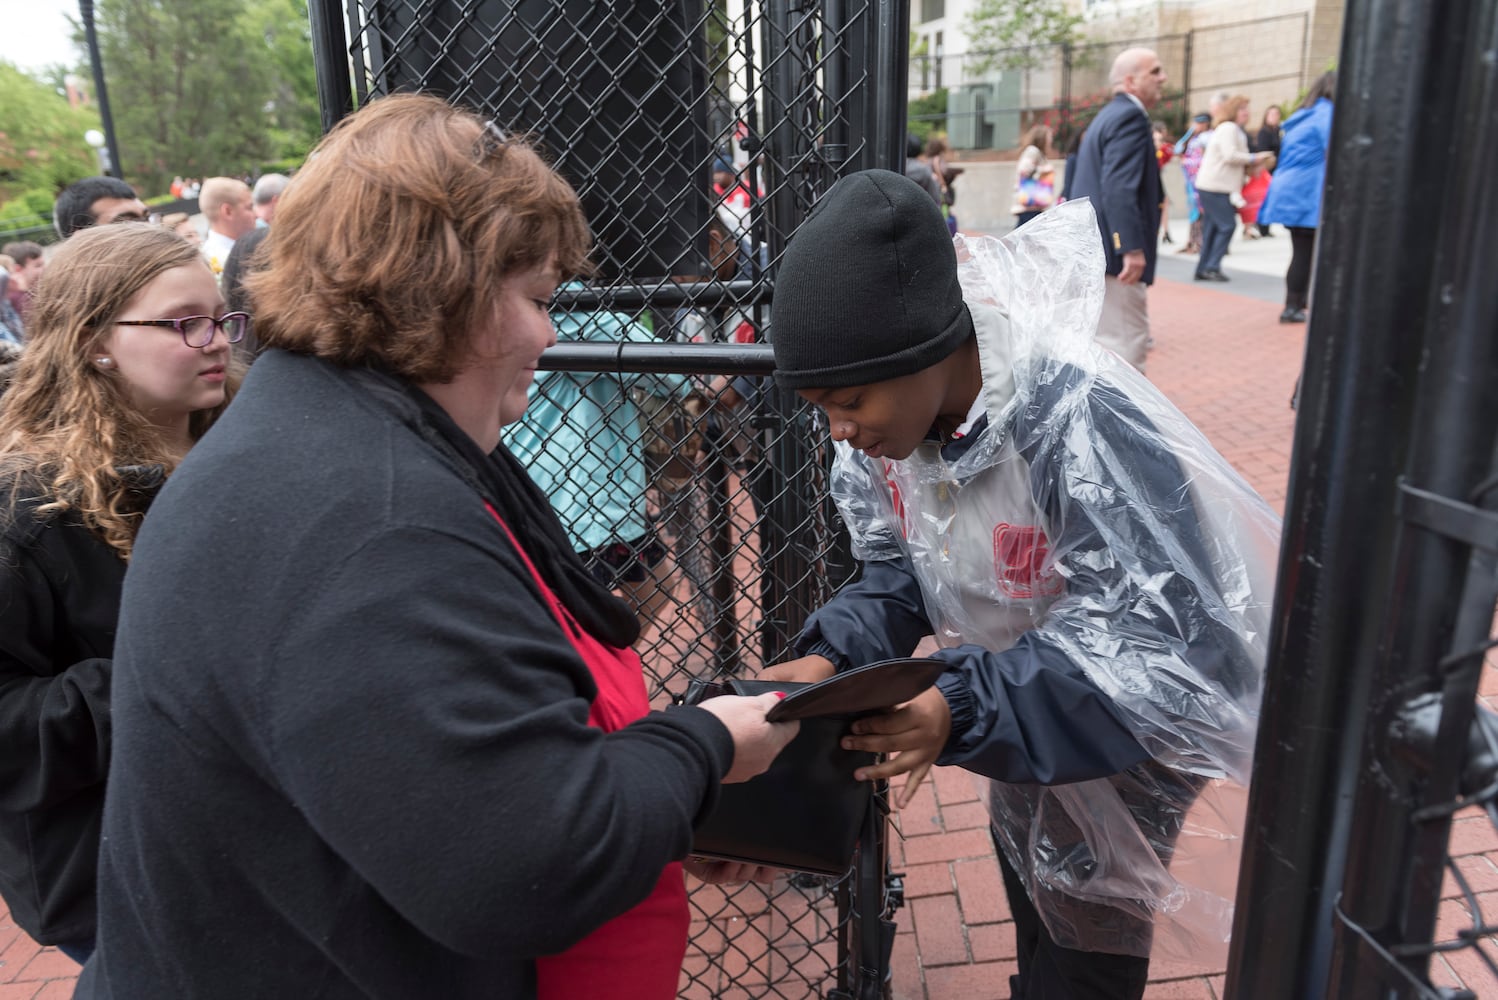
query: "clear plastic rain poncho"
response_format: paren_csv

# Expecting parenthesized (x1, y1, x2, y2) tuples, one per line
(826, 199, 1282, 961)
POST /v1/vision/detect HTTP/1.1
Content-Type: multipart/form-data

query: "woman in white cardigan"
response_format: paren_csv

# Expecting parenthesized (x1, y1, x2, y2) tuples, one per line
(1193, 95, 1271, 281)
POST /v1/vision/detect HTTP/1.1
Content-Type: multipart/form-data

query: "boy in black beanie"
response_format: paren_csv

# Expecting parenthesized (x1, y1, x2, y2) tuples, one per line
(762, 170, 1280, 998)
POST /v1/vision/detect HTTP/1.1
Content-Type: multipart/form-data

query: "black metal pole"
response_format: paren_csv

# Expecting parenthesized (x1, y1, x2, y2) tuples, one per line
(1326, 0, 1498, 991)
(1180, 32, 1192, 112)
(306, 0, 354, 132)
(1222, 2, 1479, 997)
(869, 0, 910, 171)
(77, 0, 123, 180)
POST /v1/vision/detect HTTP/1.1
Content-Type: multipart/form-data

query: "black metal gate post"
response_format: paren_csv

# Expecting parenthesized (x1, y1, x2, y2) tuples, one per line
(1324, 0, 1498, 992)
(1223, 3, 1494, 998)
(306, 0, 353, 131)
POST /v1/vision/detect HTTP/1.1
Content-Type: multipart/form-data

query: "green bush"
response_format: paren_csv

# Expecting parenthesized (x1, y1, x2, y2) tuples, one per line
(257, 155, 305, 177)
(0, 189, 58, 245)
(908, 88, 949, 146)
(2, 189, 55, 218)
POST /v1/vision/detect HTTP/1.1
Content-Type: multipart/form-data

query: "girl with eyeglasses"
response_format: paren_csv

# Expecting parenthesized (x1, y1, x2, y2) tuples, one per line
(0, 223, 243, 965)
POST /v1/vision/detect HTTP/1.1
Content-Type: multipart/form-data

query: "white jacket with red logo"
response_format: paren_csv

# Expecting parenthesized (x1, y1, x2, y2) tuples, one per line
(793, 201, 1281, 962)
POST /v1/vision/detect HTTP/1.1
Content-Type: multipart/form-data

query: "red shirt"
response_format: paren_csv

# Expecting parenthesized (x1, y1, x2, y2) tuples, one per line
(488, 506, 688, 1000)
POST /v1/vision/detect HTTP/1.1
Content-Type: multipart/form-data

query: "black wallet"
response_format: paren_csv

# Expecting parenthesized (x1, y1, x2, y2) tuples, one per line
(678, 657, 946, 876)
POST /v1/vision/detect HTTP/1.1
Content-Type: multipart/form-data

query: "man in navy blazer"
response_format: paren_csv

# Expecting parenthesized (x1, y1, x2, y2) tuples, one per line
(1067, 48, 1167, 374)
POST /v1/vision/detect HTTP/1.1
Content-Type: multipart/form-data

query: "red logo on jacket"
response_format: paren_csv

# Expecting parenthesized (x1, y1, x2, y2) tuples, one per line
(883, 461, 908, 538)
(993, 524, 1064, 599)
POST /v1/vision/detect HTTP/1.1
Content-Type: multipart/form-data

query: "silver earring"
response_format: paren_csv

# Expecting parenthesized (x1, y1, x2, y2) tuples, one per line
(94, 356, 114, 369)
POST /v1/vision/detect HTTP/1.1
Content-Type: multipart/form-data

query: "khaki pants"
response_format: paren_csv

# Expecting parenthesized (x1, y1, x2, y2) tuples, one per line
(1097, 277, 1150, 374)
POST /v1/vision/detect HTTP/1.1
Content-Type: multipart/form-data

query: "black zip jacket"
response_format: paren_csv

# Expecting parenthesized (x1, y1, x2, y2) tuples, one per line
(0, 470, 159, 945)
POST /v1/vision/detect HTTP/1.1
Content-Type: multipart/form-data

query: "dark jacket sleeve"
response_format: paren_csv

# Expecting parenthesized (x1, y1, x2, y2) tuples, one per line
(792, 556, 933, 670)
(0, 530, 113, 813)
(1099, 109, 1154, 257)
(261, 523, 734, 959)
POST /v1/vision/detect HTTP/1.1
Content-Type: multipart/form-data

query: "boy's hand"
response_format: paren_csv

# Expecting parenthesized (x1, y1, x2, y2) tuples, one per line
(842, 687, 952, 808)
(683, 857, 783, 886)
(758, 655, 837, 684)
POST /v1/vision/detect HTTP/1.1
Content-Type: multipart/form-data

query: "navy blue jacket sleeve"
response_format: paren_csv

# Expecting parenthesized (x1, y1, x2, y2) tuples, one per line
(792, 556, 932, 670)
(1099, 109, 1154, 257)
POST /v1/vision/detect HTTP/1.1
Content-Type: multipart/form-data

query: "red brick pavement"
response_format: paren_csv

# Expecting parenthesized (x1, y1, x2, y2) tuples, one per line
(0, 920, 78, 998)
(5, 276, 1494, 998)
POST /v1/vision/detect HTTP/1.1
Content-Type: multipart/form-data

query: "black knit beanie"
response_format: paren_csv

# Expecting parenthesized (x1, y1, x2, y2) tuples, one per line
(771, 169, 972, 389)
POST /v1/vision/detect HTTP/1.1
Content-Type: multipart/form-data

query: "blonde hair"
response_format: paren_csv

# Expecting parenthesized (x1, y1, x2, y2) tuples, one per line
(198, 177, 250, 218)
(1214, 95, 1250, 128)
(0, 224, 242, 559)
(1021, 124, 1052, 152)
(245, 92, 592, 383)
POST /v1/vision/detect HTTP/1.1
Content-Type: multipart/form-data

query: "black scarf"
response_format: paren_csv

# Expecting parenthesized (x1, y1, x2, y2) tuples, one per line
(347, 366, 642, 649)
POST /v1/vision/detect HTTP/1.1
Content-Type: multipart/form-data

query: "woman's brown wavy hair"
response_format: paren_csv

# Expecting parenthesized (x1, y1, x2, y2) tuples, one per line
(245, 92, 593, 383)
(0, 223, 242, 560)
(1214, 95, 1251, 129)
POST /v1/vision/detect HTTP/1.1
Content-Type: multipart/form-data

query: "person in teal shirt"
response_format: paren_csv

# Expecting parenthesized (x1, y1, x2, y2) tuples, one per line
(505, 308, 691, 635)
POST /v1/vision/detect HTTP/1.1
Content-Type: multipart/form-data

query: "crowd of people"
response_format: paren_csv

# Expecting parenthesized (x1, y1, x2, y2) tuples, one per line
(1000, 66, 1337, 346)
(0, 49, 1298, 1000)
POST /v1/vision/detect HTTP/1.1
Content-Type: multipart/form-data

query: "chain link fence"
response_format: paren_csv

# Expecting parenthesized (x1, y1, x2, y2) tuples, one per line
(311, 1, 907, 995)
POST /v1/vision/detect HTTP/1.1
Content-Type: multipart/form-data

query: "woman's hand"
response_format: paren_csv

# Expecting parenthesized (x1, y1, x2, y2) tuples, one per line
(698, 691, 799, 783)
(840, 687, 952, 807)
(683, 856, 784, 885)
(757, 655, 837, 685)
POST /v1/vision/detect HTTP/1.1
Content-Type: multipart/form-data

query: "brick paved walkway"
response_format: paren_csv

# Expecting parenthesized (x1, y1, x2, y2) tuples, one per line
(4, 272, 1494, 999)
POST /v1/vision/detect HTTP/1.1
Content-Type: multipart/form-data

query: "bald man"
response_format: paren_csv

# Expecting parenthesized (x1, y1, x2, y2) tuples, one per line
(1066, 48, 1168, 374)
(199, 177, 257, 276)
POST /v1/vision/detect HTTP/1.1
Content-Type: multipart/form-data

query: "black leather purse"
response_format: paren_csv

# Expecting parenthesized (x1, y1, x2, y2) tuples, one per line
(678, 657, 946, 876)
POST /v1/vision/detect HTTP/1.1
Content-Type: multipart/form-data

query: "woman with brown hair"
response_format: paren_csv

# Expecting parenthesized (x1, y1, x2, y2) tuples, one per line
(0, 223, 244, 964)
(1193, 95, 1273, 281)
(76, 93, 797, 999)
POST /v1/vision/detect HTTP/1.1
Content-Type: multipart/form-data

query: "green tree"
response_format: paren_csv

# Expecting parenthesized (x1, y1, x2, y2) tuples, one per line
(0, 61, 102, 205)
(93, 0, 279, 194)
(245, 0, 322, 159)
(965, 0, 1085, 74)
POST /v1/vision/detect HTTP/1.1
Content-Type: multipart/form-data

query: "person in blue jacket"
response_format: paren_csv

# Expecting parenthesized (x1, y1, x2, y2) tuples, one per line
(762, 170, 1281, 999)
(1257, 71, 1337, 323)
(505, 307, 691, 635)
